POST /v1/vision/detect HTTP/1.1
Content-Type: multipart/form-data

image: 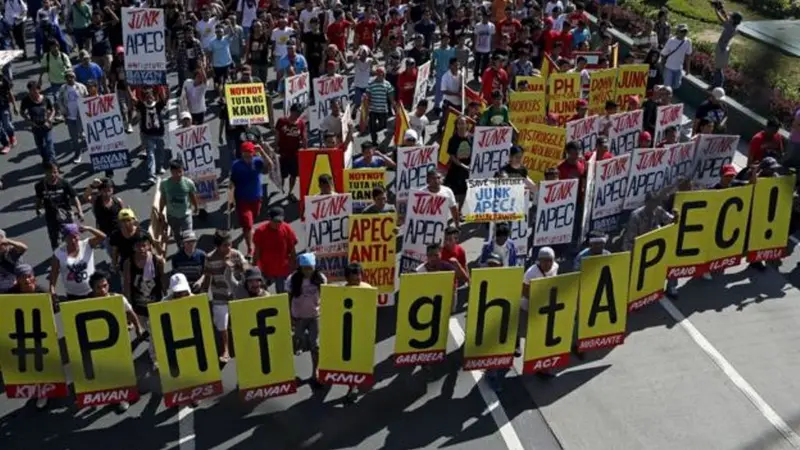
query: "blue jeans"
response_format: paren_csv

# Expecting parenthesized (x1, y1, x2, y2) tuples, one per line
(663, 68, 683, 90)
(33, 128, 55, 163)
(713, 69, 724, 88)
(433, 71, 445, 108)
(143, 135, 166, 177)
(65, 118, 83, 159)
(354, 87, 367, 112)
(0, 108, 14, 146)
(46, 83, 62, 106)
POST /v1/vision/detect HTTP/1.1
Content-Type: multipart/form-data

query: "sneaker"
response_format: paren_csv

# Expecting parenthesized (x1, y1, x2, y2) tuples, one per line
(73, 155, 82, 164)
(0, 145, 9, 155)
(117, 401, 130, 413)
(702, 272, 713, 281)
(125, 124, 133, 133)
(35, 397, 48, 410)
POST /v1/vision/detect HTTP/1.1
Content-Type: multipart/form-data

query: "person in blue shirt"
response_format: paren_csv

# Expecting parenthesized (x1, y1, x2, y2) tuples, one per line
(171, 230, 206, 292)
(479, 222, 518, 267)
(209, 25, 233, 90)
(573, 230, 611, 271)
(432, 34, 456, 113)
(230, 140, 274, 258)
(277, 42, 307, 93)
(352, 141, 396, 169)
(74, 50, 106, 92)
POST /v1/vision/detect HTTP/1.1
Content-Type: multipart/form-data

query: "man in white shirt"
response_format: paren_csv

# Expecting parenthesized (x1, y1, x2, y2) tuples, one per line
(180, 68, 208, 125)
(660, 24, 693, 90)
(544, 0, 564, 16)
(472, 13, 495, 82)
(441, 58, 462, 112)
(422, 168, 459, 228)
(196, 9, 218, 50)
(520, 246, 559, 358)
(271, 18, 295, 70)
(237, 0, 259, 39)
(298, 1, 320, 32)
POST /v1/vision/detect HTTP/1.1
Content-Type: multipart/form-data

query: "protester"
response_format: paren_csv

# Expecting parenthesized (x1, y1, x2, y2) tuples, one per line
(694, 87, 727, 133)
(660, 23, 692, 90)
(444, 116, 472, 209)
(171, 230, 206, 292)
(49, 223, 106, 301)
(20, 80, 56, 163)
(123, 232, 167, 365)
(521, 246, 559, 362)
(56, 71, 88, 163)
(275, 103, 307, 200)
(573, 230, 611, 271)
(228, 266, 268, 299)
(748, 118, 784, 165)
(180, 67, 209, 125)
(353, 141, 396, 169)
(479, 222, 518, 267)
(230, 141, 273, 258)
(289, 252, 326, 388)
(253, 206, 297, 293)
(35, 162, 83, 250)
(365, 67, 397, 144)
(159, 159, 199, 249)
(424, 168, 460, 227)
(361, 184, 396, 214)
(0, 229, 28, 294)
(132, 87, 168, 184)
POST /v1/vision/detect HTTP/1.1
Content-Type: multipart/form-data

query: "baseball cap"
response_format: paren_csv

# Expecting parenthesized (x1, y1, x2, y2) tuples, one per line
(240, 141, 256, 154)
(182, 230, 198, 242)
(180, 111, 192, 121)
(169, 273, 192, 295)
(639, 131, 652, 145)
(268, 206, 285, 221)
(404, 129, 419, 142)
(486, 252, 503, 266)
(298, 252, 317, 268)
(711, 87, 726, 100)
(115, 46, 124, 54)
(245, 267, 263, 281)
(720, 164, 737, 177)
(79, 49, 90, 59)
(326, 60, 336, 69)
(538, 247, 556, 260)
(760, 157, 781, 170)
(118, 208, 137, 221)
(676, 23, 689, 32)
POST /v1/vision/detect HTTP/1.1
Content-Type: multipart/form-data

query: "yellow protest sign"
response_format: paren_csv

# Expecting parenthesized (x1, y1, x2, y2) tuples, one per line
(747, 175, 796, 262)
(0, 294, 67, 399)
(628, 225, 676, 312)
(229, 295, 296, 401)
(60, 296, 138, 407)
(394, 272, 455, 366)
(514, 76, 547, 93)
(588, 68, 618, 115)
(523, 273, 579, 374)
(344, 168, 386, 213)
(614, 64, 648, 108)
(548, 72, 581, 126)
(517, 123, 565, 181)
(577, 252, 630, 352)
(707, 185, 753, 270)
(348, 213, 397, 293)
(438, 108, 476, 169)
(463, 267, 524, 370)
(668, 190, 715, 279)
(148, 295, 222, 407)
(225, 82, 269, 125)
(508, 90, 546, 125)
(318, 285, 378, 386)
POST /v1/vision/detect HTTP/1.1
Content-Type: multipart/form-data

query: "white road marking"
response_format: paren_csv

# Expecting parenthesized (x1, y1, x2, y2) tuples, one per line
(448, 317, 527, 450)
(659, 298, 800, 449)
(178, 405, 196, 450)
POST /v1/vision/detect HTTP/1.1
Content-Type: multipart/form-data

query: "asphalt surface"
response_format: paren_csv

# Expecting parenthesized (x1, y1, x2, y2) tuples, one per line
(2, 43, 800, 450)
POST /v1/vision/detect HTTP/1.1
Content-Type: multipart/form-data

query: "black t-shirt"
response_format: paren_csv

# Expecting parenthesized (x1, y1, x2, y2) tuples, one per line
(35, 178, 77, 218)
(137, 100, 166, 136)
(409, 2, 425, 23)
(88, 23, 112, 57)
(302, 32, 327, 62)
(446, 134, 472, 185)
(511, 40, 534, 61)
(499, 163, 529, 179)
(247, 34, 269, 65)
(110, 228, 142, 267)
(110, 58, 127, 90)
(447, 18, 470, 40)
(642, 99, 658, 134)
(219, 104, 247, 136)
(695, 100, 727, 126)
(93, 196, 123, 236)
(20, 96, 53, 131)
(408, 46, 430, 66)
(647, 62, 663, 91)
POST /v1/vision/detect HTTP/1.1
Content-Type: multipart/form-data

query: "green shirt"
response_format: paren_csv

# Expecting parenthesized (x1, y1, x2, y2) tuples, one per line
(479, 106, 510, 126)
(43, 52, 71, 85)
(160, 177, 196, 218)
(70, 2, 92, 29)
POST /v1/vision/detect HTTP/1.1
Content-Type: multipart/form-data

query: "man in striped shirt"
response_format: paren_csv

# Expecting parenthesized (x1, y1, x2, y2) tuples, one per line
(365, 67, 397, 144)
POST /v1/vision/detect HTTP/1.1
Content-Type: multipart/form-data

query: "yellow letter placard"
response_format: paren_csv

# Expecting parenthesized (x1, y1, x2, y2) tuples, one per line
(628, 225, 676, 312)
(577, 252, 630, 352)
(706, 185, 753, 270)
(394, 272, 455, 366)
(523, 273, 579, 374)
(668, 190, 715, 279)
(747, 175, 795, 262)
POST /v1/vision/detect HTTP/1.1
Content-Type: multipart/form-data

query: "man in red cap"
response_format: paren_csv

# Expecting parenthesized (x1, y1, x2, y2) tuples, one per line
(230, 141, 274, 258)
(639, 131, 653, 148)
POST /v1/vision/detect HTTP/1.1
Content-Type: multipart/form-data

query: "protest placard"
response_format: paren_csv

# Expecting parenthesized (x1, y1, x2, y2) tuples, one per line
(413, 61, 431, 110)
(653, 103, 684, 146)
(534, 179, 578, 246)
(394, 272, 454, 366)
(614, 64, 648, 108)
(591, 153, 631, 233)
(122, 8, 166, 85)
(576, 252, 630, 352)
(438, 110, 474, 169)
(487, 200, 529, 267)
(548, 72, 581, 126)
(607, 109, 643, 155)
(693, 134, 738, 188)
(79, 94, 130, 173)
(508, 90, 546, 125)
(310, 74, 350, 135)
(523, 273, 579, 373)
(748, 175, 796, 262)
(400, 190, 449, 273)
(396, 144, 439, 216)
(628, 225, 676, 311)
(581, 153, 596, 240)
(172, 125, 216, 203)
(349, 214, 397, 293)
(664, 141, 697, 184)
(517, 123, 565, 181)
(224, 83, 269, 126)
(623, 147, 670, 211)
(464, 178, 526, 223)
(284, 72, 310, 122)
(344, 169, 386, 213)
(298, 148, 345, 216)
(566, 115, 599, 153)
(514, 76, 546, 92)
(303, 194, 352, 282)
(588, 68, 618, 115)
(470, 126, 513, 179)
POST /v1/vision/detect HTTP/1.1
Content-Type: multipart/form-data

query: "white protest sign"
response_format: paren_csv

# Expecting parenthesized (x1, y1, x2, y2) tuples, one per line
(413, 61, 431, 110)
(80, 94, 130, 173)
(122, 8, 166, 85)
(487, 200, 530, 267)
(590, 153, 631, 233)
(664, 141, 697, 184)
(566, 115, 599, 153)
(464, 178, 526, 223)
(172, 125, 216, 203)
(623, 148, 670, 211)
(607, 109, 643, 155)
(304, 193, 352, 282)
(580, 153, 596, 241)
(396, 144, 440, 204)
(469, 126, 513, 179)
(284, 72, 310, 122)
(399, 190, 449, 274)
(653, 103, 683, 146)
(693, 134, 739, 188)
(310, 74, 350, 136)
(534, 179, 578, 246)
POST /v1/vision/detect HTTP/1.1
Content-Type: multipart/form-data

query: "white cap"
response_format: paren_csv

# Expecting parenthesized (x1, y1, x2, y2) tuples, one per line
(169, 273, 191, 295)
(711, 87, 726, 100)
(404, 129, 419, 142)
(538, 247, 556, 260)
(180, 111, 192, 121)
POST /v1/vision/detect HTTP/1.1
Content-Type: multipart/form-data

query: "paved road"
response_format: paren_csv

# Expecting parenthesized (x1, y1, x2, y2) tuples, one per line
(3, 47, 800, 450)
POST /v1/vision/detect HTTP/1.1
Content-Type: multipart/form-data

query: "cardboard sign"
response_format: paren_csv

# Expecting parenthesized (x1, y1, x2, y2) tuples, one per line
(591, 153, 631, 233)
(122, 8, 166, 85)
(517, 123, 566, 181)
(581, 153, 597, 242)
(298, 148, 346, 215)
(668, 190, 714, 279)
(664, 142, 697, 185)
(628, 225, 676, 311)
(303, 193, 352, 282)
(588, 68, 618, 115)
(284, 72, 310, 122)
(0, 294, 68, 399)
(400, 190, 449, 273)
(228, 295, 297, 401)
(318, 285, 378, 386)
(623, 147, 671, 211)
(60, 296, 138, 407)
(463, 267, 524, 370)
(413, 61, 432, 110)
(607, 109, 643, 155)
(614, 64, 648, 108)
(348, 213, 397, 293)
(438, 109, 475, 169)
(172, 125, 216, 203)
(147, 295, 223, 407)
(747, 175, 796, 262)
(394, 272, 455, 366)
(523, 273, 579, 374)
(344, 169, 386, 213)
(311, 74, 350, 135)
(548, 72, 582, 126)
(470, 126, 513, 179)
(534, 179, 579, 246)
(464, 178, 526, 223)
(79, 94, 130, 173)
(693, 134, 739, 188)
(653, 103, 684, 146)
(224, 83, 269, 126)
(508, 89, 546, 125)
(576, 252, 630, 352)
(566, 115, 599, 153)
(396, 144, 440, 214)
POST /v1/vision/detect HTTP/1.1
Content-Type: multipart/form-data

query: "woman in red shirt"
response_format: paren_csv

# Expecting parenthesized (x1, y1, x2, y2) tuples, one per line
(397, 58, 418, 109)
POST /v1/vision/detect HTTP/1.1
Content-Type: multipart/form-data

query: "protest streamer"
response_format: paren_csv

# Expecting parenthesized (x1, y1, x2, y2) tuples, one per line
(224, 83, 269, 126)
(614, 64, 648, 108)
(693, 134, 739, 188)
(607, 109, 643, 155)
(284, 72, 310, 122)
(122, 8, 166, 85)
(394, 272, 455, 366)
(79, 93, 130, 173)
(590, 153, 631, 233)
(413, 61, 432, 109)
(310, 74, 350, 136)
(470, 126, 513, 179)
(548, 72, 581, 126)
(517, 123, 566, 181)
(172, 125, 217, 203)
(297, 148, 345, 216)
(399, 190, 449, 274)
(344, 169, 386, 213)
(566, 115, 600, 153)
(623, 147, 670, 211)
(664, 141, 697, 184)
(464, 178, 526, 223)
(534, 179, 579, 246)
(508, 90, 546, 125)
(581, 153, 596, 241)
(588, 68, 618, 115)
(303, 194, 352, 282)
(653, 103, 684, 146)
(396, 144, 440, 217)
(348, 213, 397, 293)
(438, 109, 475, 169)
